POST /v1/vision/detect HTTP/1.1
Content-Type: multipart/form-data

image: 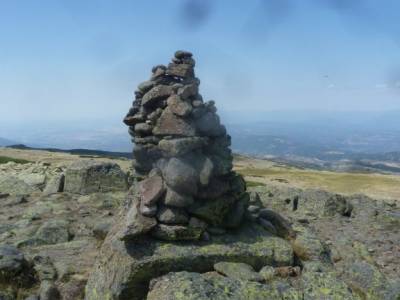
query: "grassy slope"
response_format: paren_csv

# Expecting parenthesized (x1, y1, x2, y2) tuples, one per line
(1, 147, 399, 201)
(234, 156, 400, 201)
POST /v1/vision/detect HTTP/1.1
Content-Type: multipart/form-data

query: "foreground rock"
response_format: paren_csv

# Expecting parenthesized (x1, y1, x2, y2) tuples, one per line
(147, 271, 300, 300)
(146, 268, 360, 300)
(250, 183, 400, 299)
(85, 220, 293, 300)
(213, 262, 263, 282)
(0, 245, 33, 285)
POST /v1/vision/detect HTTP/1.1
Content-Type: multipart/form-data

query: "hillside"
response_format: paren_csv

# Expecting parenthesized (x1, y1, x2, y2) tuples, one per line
(3, 147, 399, 202)
(234, 155, 400, 201)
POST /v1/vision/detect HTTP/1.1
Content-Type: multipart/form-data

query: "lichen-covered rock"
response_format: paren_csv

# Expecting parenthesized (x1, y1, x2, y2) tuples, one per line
(151, 224, 203, 241)
(0, 175, 38, 195)
(214, 262, 263, 282)
(324, 194, 353, 217)
(0, 245, 29, 283)
(42, 173, 64, 195)
(64, 160, 127, 195)
(259, 265, 275, 282)
(258, 209, 296, 239)
(299, 269, 361, 299)
(291, 225, 330, 262)
(343, 261, 399, 300)
(188, 195, 236, 226)
(146, 271, 301, 300)
(84, 222, 293, 300)
(34, 219, 71, 246)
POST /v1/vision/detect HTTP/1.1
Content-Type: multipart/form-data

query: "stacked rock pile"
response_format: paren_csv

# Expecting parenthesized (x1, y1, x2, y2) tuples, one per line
(122, 50, 249, 241)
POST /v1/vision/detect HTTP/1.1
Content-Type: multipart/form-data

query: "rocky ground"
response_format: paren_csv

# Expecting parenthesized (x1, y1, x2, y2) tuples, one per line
(0, 148, 399, 299)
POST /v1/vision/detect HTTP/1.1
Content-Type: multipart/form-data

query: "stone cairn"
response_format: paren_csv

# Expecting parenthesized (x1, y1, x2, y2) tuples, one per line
(122, 50, 248, 241)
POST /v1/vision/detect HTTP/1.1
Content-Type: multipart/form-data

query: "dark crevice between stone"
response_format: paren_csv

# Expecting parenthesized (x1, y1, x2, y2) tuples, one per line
(293, 196, 299, 211)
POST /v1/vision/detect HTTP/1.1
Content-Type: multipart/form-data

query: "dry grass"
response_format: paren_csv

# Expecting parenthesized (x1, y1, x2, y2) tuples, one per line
(234, 157, 400, 201)
(1, 148, 399, 201)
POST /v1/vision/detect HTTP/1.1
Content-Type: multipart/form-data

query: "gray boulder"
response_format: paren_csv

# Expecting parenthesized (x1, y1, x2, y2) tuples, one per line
(167, 95, 192, 117)
(163, 187, 194, 208)
(139, 175, 164, 206)
(158, 137, 207, 157)
(156, 207, 189, 225)
(141, 85, 173, 107)
(196, 112, 226, 137)
(134, 123, 153, 135)
(258, 209, 296, 239)
(153, 107, 196, 137)
(42, 173, 65, 196)
(214, 262, 263, 282)
(39, 281, 60, 300)
(64, 160, 127, 195)
(151, 224, 203, 241)
(137, 80, 155, 93)
(0, 245, 28, 283)
(177, 83, 198, 99)
(343, 261, 399, 299)
(167, 63, 194, 78)
(0, 175, 38, 195)
(119, 189, 157, 241)
(163, 158, 199, 195)
(188, 195, 236, 226)
(34, 219, 71, 246)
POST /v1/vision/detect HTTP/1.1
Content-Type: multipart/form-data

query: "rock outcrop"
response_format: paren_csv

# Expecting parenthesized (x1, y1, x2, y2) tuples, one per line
(64, 160, 128, 195)
(121, 50, 247, 241)
(85, 214, 293, 300)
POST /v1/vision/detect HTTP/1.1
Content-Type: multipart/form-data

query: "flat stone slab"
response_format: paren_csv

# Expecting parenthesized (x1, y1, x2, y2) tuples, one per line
(147, 271, 298, 300)
(214, 262, 263, 282)
(85, 222, 293, 300)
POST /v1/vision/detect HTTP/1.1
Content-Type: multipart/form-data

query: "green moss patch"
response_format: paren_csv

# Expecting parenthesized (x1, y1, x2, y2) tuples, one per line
(0, 156, 31, 164)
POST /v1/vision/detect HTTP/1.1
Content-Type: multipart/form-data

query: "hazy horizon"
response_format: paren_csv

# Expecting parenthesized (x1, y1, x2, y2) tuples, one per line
(1, 0, 400, 125)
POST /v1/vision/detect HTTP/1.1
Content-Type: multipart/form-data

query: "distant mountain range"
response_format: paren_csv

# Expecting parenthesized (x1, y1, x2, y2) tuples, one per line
(0, 137, 18, 147)
(1, 110, 400, 174)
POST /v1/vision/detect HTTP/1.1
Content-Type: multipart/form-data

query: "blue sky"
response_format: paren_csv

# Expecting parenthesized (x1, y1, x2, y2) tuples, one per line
(1, 0, 400, 124)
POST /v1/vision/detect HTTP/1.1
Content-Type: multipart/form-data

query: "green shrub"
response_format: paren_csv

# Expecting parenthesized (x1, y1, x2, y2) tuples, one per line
(246, 180, 266, 188)
(0, 156, 31, 164)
